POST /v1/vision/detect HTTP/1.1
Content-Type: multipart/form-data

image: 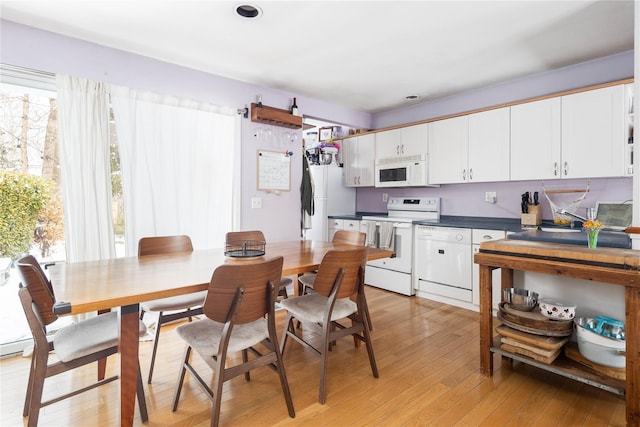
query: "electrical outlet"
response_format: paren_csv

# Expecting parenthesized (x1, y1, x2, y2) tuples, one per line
(382, 193, 388, 202)
(251, 197, 262, 209)
(485, 191, 497, 203)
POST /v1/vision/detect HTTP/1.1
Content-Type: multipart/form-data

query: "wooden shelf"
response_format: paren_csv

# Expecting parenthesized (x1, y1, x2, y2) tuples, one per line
(491, 336, 625, 396)
(251, 103, 302, 129)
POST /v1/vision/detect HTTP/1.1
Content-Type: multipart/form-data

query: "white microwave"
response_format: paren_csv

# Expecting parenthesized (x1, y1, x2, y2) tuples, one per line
(375, 155, 427, 187)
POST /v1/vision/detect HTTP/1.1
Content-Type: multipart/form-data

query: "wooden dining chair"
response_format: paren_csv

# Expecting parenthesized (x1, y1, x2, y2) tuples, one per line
(138, 234, 206, 384)
(298, 230, 366, 295)
(171, 256, 295, 427)
(16, 255, 148, 427)
(298, 230, 373, 331)
(226, 230, 293, 299)
(279, 247, 378, 404)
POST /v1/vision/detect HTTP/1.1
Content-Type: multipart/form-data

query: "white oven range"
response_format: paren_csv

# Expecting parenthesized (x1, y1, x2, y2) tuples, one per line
(361, 197, 440, 296)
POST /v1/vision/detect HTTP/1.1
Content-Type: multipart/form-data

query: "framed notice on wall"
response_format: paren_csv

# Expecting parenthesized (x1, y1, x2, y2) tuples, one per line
(257, 150, 291, 191)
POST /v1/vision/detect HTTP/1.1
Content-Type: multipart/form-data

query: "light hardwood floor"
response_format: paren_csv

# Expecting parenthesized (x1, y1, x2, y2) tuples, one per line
(0, 286, 626, 426)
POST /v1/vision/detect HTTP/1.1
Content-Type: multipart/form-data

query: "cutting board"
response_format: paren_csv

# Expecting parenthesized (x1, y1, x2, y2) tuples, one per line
(564, 343, 626, 380)
(501, 337, 563, 357)
(496, 324, 570, 351)
(501, 343, 561, 364)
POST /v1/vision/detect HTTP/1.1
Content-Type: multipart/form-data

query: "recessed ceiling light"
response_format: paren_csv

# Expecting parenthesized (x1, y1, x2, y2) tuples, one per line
(405, 95, 420, 100)
(236, 4, 262, 19)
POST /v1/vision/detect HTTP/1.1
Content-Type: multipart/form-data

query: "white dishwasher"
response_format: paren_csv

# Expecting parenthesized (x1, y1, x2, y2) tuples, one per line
(415, 226, 473, 303)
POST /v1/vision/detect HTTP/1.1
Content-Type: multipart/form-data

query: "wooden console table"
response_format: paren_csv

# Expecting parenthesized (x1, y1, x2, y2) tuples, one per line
(474, 239, 640, 426)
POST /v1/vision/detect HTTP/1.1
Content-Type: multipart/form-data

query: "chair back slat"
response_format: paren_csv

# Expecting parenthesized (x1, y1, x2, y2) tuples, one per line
(332, 230, 366, 247)
(225, 230, 266, 244)
(138, 235, 193, 256)
(204, 256, 283, 324)
(312, 248, 368, 299)
(16, 256, 58, 327)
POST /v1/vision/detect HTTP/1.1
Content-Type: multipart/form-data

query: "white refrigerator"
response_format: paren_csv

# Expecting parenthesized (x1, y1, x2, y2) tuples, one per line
(304, 163, 356, 241)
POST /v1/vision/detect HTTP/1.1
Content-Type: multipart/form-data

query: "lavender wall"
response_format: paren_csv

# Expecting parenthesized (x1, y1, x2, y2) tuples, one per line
(357, 177, 632, 221)
(0, 20, 372, 243)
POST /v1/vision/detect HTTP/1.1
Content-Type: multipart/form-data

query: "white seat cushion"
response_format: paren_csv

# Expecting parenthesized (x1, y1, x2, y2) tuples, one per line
(297, 273, 316, 288)
(53, 311, 147, 363)
(279, 294, 356, 324)
(141, 290, 206, 312)
(176, 317, 268, 362)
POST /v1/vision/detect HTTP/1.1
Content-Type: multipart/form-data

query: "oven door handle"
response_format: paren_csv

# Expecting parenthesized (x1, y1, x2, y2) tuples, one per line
(391, 222, 412, 229)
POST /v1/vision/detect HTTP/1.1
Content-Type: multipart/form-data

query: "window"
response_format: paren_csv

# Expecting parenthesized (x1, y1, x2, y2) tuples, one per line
(0, 67, 125, 356)
(0, 67, 67, 355)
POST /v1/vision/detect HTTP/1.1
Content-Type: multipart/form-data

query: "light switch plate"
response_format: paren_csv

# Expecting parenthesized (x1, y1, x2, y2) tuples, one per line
(251, 197, 262, 208)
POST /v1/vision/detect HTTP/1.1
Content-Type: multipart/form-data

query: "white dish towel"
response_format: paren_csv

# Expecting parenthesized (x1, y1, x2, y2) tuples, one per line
(378, 222, 395, 251)
(366, 222, 377, 247)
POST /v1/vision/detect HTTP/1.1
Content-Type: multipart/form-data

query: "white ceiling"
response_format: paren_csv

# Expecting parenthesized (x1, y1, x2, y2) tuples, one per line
(1, 1, 634, 113)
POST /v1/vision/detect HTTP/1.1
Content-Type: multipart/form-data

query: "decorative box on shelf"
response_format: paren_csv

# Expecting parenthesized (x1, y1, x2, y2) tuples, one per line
(251, 103, 302, 129)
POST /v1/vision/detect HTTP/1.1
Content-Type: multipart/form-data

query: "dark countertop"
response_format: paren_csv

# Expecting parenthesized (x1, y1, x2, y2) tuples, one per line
(328, 213, 631, 249)
(416, 215, 523, 232)
(330, 213, 524, 232)
(508, 229, 631, 249)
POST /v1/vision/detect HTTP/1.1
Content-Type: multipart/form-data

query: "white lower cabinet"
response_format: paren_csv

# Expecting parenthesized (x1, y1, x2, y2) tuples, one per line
(328, 218, 361, 241)
(343, 219, 361, 232)
(472, 229, 506, 312)
(328, 219, 343, 241)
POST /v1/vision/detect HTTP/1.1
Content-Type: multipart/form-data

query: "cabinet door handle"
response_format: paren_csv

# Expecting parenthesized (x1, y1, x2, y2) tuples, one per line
(553, 162, 559, 176)
(462, 169, 466, 180)
(469, 168, 473, 180)
(563, 161, 568, 176)
(401, 144, 404, 154)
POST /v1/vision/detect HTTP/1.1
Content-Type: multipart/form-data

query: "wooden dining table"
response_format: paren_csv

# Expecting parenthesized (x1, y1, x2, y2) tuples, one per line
(48, 240, 392, 426)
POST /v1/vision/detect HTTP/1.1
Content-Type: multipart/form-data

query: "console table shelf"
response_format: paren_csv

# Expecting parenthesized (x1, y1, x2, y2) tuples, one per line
(492, 337, 625, 395)
(251, 103, 302, 129)
(475, 239, 640, 426)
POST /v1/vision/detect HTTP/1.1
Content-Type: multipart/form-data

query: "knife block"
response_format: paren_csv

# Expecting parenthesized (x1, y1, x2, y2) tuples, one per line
(521, 205, 541, 226)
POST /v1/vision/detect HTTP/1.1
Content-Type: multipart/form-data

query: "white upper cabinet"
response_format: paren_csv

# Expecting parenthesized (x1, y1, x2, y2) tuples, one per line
(428, 107, 509, 184)
(343, 133, 375, 187)
(375, 123, 428, 160)
(468, 107, 510, 182)
(428, 115, 468, 184)
(561, 84, 626, 178)
(511, 97, 562, 180)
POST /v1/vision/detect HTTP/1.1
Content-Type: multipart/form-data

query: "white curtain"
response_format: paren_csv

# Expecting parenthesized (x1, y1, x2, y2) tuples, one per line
(56, 75, 115, 262)
(110, 86, 239, 255)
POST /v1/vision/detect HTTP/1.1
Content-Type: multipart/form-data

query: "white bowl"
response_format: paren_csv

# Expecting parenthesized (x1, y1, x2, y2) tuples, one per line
(575, 318, 625, 368)
(539, 298, 576, 320)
